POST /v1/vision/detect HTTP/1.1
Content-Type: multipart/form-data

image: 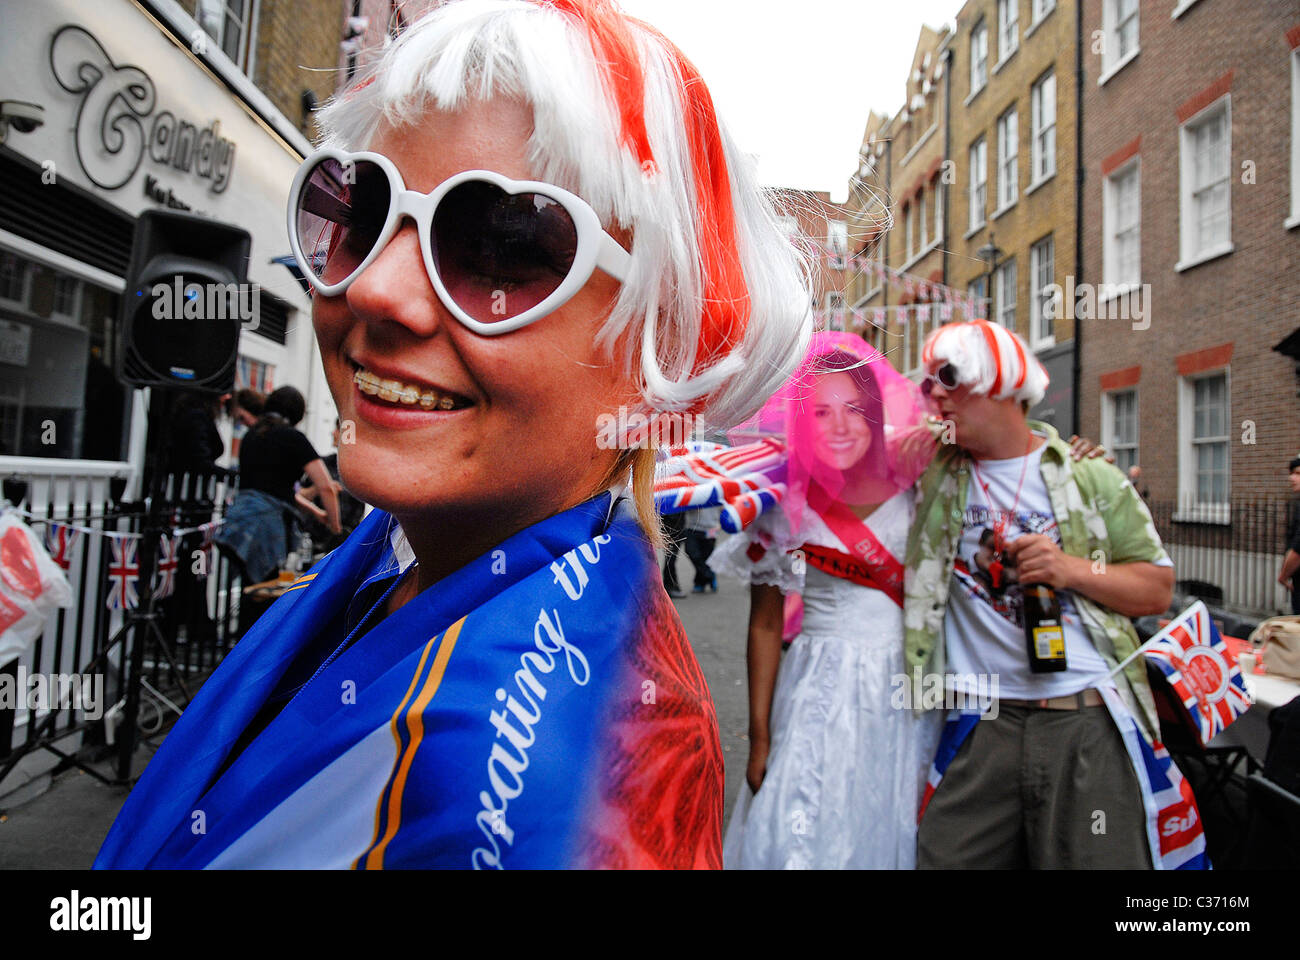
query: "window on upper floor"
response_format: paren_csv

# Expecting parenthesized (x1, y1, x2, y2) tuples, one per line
(998, 0, 1019, 63)
(1031, 0, 1056, 27)
(997, 108, 1019, 210)
(197, 0, 256, 72)
(969, 137, 988, 232)
(1100, 0, 1139, 80)
(970, 20, 989, 97)
(1031, 71, 1057, 185)
(1104, 159, 1141, 288)
(1179, 97, 1232, 268)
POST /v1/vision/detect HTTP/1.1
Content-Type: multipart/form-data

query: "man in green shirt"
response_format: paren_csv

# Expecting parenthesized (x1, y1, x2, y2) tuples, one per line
(904, 320, 1199, 869)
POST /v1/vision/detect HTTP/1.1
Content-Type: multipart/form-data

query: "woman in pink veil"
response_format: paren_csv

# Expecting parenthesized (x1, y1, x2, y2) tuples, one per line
(712, 330, 945, 869)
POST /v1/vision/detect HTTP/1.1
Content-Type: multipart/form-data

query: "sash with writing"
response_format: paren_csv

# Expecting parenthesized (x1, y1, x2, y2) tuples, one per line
(95, 495, 723, 869)
(803, 483, 905, 607)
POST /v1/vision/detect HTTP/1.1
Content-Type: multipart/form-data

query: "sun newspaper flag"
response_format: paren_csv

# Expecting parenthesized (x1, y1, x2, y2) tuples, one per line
(1138, 600, 1253, 748)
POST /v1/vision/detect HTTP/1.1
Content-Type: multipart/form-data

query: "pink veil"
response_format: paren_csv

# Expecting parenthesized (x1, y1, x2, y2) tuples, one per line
(728, 331, 935, 538)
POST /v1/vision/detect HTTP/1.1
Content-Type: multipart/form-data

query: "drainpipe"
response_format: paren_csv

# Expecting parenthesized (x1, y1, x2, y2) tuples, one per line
(1071, 0, 1084, 437)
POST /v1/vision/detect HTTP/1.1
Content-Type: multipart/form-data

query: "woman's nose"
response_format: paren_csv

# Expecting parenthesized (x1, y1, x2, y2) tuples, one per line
(344, 222, 445, 338)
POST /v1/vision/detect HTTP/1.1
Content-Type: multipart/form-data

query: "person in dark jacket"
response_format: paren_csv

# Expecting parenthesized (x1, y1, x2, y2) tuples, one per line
(218, 387, 339, 581)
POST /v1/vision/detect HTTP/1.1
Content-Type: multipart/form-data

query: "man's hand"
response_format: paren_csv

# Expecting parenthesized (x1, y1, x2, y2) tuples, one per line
(1279, 571, 1293, 590)
(1067, 434, 1115, 463)
(1005, 534, 1080, 589)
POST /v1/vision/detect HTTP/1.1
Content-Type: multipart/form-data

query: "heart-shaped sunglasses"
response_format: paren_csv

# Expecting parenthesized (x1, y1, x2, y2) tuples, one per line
(287, 149, 632, 335)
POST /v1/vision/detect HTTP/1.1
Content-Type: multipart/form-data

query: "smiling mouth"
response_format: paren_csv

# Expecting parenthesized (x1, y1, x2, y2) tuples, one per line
(351, 364, 473, 411)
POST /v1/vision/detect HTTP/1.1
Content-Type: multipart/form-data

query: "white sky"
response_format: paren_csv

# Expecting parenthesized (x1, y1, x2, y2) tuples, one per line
(617, 0, 962, 201)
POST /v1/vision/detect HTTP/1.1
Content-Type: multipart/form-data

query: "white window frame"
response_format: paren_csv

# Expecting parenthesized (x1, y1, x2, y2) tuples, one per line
(1177, 368, 1231, 520)
(934, 181, 944, 242)
(197, 0, 256, 72)
(996, 108, 1019, 213)
(1030, 72, 1056, 188)
(994, 257, 1016, 330)
(919, 190, 929, 250)
(996, 0, 1019, 68)
(1289, 47, 1300, 229)
(969, 20, 989, 100)
(1171, 0, 1204, 20)
(1104, 157, 1142, 290)
(1099, 0, 1140, 85)
(905, 201, 915, 259)
(1177, 95, 1234, 271)
(1030, 234, 1055, 349)
(1030, 0, 1056, 31)
(1101, 388, 1139, 475)
(969, 137, 988, 234)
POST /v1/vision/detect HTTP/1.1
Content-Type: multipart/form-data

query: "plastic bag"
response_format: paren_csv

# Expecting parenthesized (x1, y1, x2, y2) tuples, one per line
(0, 511, 74, 668)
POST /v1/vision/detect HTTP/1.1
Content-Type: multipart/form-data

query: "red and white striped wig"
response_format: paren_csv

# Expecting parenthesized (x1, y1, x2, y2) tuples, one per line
(315, 0, 812, 429)
(920, 319, 1049, 406)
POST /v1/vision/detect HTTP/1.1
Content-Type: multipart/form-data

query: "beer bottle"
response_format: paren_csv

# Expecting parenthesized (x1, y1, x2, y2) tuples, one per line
(1022, 583, 1067, 673)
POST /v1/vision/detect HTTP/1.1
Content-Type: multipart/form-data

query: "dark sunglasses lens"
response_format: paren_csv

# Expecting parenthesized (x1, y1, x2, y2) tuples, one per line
(295, 157, 391, 286)
(432, 180, 578, 323)
(938, 363, 960, 389)
(921, 378, 934, 397)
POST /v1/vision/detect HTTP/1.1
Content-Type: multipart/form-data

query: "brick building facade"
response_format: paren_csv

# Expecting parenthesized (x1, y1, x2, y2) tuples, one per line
(1078, 0, 1300, 512)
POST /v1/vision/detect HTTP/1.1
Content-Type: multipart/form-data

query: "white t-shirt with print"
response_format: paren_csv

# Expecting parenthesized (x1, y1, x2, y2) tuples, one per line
(945, 440, 1134, 700)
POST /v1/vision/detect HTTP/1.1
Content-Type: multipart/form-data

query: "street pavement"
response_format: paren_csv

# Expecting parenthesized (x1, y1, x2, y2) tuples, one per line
(662, 549, 751, 832)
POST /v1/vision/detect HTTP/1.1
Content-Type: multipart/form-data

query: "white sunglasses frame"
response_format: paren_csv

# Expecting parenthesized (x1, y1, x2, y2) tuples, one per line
(286, 148, 632, 335)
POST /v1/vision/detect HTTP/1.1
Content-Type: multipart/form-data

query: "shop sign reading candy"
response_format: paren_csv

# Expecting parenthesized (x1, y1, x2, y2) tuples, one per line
(49, 24, 237, 194)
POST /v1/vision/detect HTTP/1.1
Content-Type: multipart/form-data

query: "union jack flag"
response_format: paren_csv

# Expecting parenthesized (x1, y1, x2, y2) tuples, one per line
(154, 534, 180, 599)
(44, 523, 82, 571)
(105, 535, 140, 611)
(1144, 600, 1253, 748)
(654, 439, 787, 533)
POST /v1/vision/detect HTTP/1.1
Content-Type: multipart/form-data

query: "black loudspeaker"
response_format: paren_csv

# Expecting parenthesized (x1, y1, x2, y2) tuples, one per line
(117, 210, 253, 393)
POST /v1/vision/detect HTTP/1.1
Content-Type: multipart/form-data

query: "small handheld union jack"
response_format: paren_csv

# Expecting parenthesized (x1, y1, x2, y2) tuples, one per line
(44, 522, 82, 572)
(195, 521, 217, 580)
(1143, 600, 1253, 748)
(105, 534, 140, 611)
(154, 534, 180, 599)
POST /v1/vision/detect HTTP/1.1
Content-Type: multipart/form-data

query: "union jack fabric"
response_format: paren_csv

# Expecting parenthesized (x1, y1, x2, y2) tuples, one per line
(44, 522, 82, 571)
(105, 535, 140, 611)
(154, 534, 180, 600)
(654, 440, 787, 533)
(1143, 600, 1253, 748)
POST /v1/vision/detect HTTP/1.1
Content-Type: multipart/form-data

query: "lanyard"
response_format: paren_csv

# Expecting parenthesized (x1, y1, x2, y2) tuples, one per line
(969, 437, 1034, 587)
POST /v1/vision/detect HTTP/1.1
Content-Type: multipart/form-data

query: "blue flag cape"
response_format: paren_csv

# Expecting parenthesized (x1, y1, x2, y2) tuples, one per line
(95, 494, 724, 869)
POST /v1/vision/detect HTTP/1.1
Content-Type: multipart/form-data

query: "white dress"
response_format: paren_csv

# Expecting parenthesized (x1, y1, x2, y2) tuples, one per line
(716, 489, 944, 869)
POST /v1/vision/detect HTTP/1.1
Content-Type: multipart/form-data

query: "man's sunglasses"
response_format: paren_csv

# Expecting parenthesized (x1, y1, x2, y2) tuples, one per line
(920, 362, 961, 397)
(287, 149, 631, 335)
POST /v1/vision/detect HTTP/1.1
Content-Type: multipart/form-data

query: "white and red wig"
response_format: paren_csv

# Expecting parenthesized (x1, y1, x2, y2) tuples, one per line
(315, 0, 812, 429)
(920, 319, 1049, 407)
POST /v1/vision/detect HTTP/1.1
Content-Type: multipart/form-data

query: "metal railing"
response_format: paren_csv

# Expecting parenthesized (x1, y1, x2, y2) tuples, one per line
(1, 458, 245, 793)
(1145, 497, 1295, 617)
